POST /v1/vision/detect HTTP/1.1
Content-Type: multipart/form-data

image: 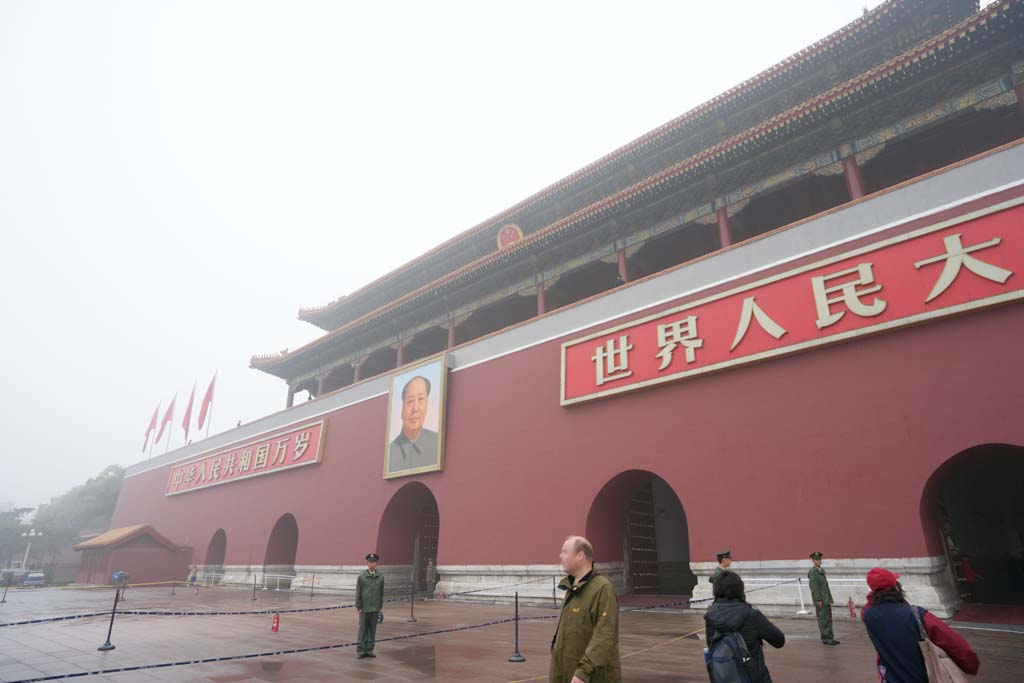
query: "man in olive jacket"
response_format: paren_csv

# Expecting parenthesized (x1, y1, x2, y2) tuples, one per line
(550, 536, 621, 683)
(808, 551, 839, 646)
(355, 553, 385, 658)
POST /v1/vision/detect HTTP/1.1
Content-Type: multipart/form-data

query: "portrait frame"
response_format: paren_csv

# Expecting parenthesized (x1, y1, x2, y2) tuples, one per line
(383, 353, 448, 479)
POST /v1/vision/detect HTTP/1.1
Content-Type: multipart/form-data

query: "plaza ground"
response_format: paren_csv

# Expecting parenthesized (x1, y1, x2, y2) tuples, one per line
(0, 585, 1021, 682)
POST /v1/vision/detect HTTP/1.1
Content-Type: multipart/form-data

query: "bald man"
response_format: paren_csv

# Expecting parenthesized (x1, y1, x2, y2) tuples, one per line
(550, 535, 621, 683)
(388, 375, 439, 472)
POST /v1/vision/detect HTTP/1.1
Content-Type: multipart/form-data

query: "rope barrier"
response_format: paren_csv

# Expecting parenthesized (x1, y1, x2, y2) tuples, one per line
(4, 612, 531, 682)
(0, 575, 558, 628)
(0, 577, 832, 682)
(2, 580, 178, 593)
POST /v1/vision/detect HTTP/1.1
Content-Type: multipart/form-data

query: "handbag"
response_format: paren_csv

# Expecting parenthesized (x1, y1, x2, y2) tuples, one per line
(909, 604, 975, 682)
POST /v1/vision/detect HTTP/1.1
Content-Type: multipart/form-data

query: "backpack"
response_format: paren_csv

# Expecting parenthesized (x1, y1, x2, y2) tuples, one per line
(707, 622, 754, 683)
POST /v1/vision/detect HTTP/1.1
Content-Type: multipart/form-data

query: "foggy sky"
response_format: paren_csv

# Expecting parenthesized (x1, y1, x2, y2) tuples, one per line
(1, 1, 901, 510)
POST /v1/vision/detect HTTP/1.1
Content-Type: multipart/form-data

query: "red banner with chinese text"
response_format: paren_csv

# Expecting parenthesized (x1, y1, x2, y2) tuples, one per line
(561, 200, 1024, 405)
(165, 420, 325, 495)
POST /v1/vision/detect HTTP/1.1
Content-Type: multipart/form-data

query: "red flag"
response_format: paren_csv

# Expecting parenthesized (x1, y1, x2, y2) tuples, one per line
(181, 382, 196, 444)
(156, 395, 176, 444)
(142, 402, 160, 452)
(198, 372, 217, 431)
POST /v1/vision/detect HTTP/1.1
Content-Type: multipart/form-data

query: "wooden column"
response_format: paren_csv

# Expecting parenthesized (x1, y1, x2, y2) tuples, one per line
(716, 206, 733, 248)
(395, 336, 405, 368)
(616, 249, 630, 284)
(447, 319, 456, 349)
(353, 359, 363, 383)
(286, 385, 296, 408)
(536, 281, 546, 316)
(316, 372, 326, 397)
(841, 155, 866, 200)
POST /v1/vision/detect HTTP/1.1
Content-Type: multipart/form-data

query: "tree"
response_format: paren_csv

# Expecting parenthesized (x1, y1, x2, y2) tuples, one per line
(0, 508, 32, 568)
(32, 465, 125, 561)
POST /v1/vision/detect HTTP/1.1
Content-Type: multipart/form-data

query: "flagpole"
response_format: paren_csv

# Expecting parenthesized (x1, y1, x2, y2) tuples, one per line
(165, 403, 174, 455)
(146, 402, 160, 460)
(205, 401, 213, 439)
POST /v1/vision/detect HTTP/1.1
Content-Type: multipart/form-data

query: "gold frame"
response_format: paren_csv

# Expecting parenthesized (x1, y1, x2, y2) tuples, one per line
(165, 419, 327, 496)
(383, 353, 448, 479)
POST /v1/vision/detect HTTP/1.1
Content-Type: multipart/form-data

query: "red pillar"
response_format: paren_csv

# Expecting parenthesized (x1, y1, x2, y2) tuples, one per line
(316, 372, 326, 397)
(536, 281, 546, 316)
(396, 337, 405, 367)
(447, 319, 456, 349)
(616, 249, 630, 284)
(353, 360, 362, 383)
(286, 385, 295, 408)
(842, 155, 866, 200)
(716, 207, 733, 248)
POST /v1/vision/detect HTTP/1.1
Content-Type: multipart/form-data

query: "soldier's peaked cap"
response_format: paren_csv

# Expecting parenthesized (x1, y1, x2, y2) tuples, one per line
(365, 553, 379, 562)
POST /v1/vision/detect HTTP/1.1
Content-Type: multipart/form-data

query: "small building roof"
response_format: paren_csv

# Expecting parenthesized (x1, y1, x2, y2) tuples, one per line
(73, 524, 179, 552)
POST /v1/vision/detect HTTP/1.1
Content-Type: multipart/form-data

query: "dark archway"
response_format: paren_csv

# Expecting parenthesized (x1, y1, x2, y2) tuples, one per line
(546, 260, 619, 313)
(377, 482, 440, 592)
(205, 528, 226, 565)
(360, 346, 398, 382)
(322, 364, 355, 394)
(861, 107, 1022, 196)
(920, 444, 1024, 606)
(404, 326, 449, 365)
(627, 222, 720, 282)
(586, 470, 696, 595)
(264, 513, 299, 588)
(729, 172, 850, 242)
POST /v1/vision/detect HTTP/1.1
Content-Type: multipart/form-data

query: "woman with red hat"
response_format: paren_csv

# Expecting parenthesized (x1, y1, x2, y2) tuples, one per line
(861, 567, 979, 682)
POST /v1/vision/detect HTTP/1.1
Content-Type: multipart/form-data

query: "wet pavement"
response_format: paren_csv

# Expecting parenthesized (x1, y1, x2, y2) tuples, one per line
(0, 585, 1021, 682)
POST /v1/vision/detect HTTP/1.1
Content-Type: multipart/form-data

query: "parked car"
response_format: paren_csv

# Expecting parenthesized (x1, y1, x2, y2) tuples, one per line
(23, 572, 46, 587)
(1, 569, 28, 586)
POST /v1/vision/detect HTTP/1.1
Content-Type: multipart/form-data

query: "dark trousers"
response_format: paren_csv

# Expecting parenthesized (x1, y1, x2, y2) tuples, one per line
(357, 611, 379, 654)
(815, 603, 834, 641)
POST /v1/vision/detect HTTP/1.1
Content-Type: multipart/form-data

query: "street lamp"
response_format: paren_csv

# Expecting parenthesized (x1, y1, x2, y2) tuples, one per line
(21, 529, 42, 569)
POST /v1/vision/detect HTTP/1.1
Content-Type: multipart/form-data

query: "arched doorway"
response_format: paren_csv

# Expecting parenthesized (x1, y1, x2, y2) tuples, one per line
(264, 513, 299, 589)
(204, 529, 227, 584)
(586, 470, 696, 595)
(921, 444, 1024, 606)
(377, 482, 440, 592)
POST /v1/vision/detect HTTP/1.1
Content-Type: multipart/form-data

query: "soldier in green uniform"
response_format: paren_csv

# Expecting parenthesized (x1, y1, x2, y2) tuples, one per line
(808, 551, 839, 646)
(550, 535, 621, 683)
(425, 558, 437, 599)
(355, 552, 385, 658)
(709, 549, 732, 584)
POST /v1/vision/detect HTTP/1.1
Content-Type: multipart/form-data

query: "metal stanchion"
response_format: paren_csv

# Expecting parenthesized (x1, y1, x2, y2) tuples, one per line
(796, 578, 810, 615)
(310, 573, 316, 597)
(97, 585, 121, 651)
(120, 576, 128, 602)
(251, 573, 258, 601)
(170, 576, 176, 596)
(1, 576, 10, 604)
(552, 577, 557, 607)
(407, 580, 417, 623)
(508, 592, 525, 662)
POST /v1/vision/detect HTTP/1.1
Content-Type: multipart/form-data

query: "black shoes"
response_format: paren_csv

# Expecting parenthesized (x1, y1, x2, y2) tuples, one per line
(823, 639, 840, 646)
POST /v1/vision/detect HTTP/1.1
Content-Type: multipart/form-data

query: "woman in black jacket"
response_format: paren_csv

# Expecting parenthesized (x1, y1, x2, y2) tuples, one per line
(704, 570, 786, 683)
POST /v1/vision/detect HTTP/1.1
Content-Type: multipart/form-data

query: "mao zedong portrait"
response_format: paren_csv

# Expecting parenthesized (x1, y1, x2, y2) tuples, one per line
(388, 375, 439, 472)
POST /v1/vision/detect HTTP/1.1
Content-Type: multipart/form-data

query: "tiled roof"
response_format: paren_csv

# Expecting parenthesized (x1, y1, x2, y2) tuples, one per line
(298, 0, 947, 327)
(73, 524, 179, 551)
(255, 0, 1012, 372)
